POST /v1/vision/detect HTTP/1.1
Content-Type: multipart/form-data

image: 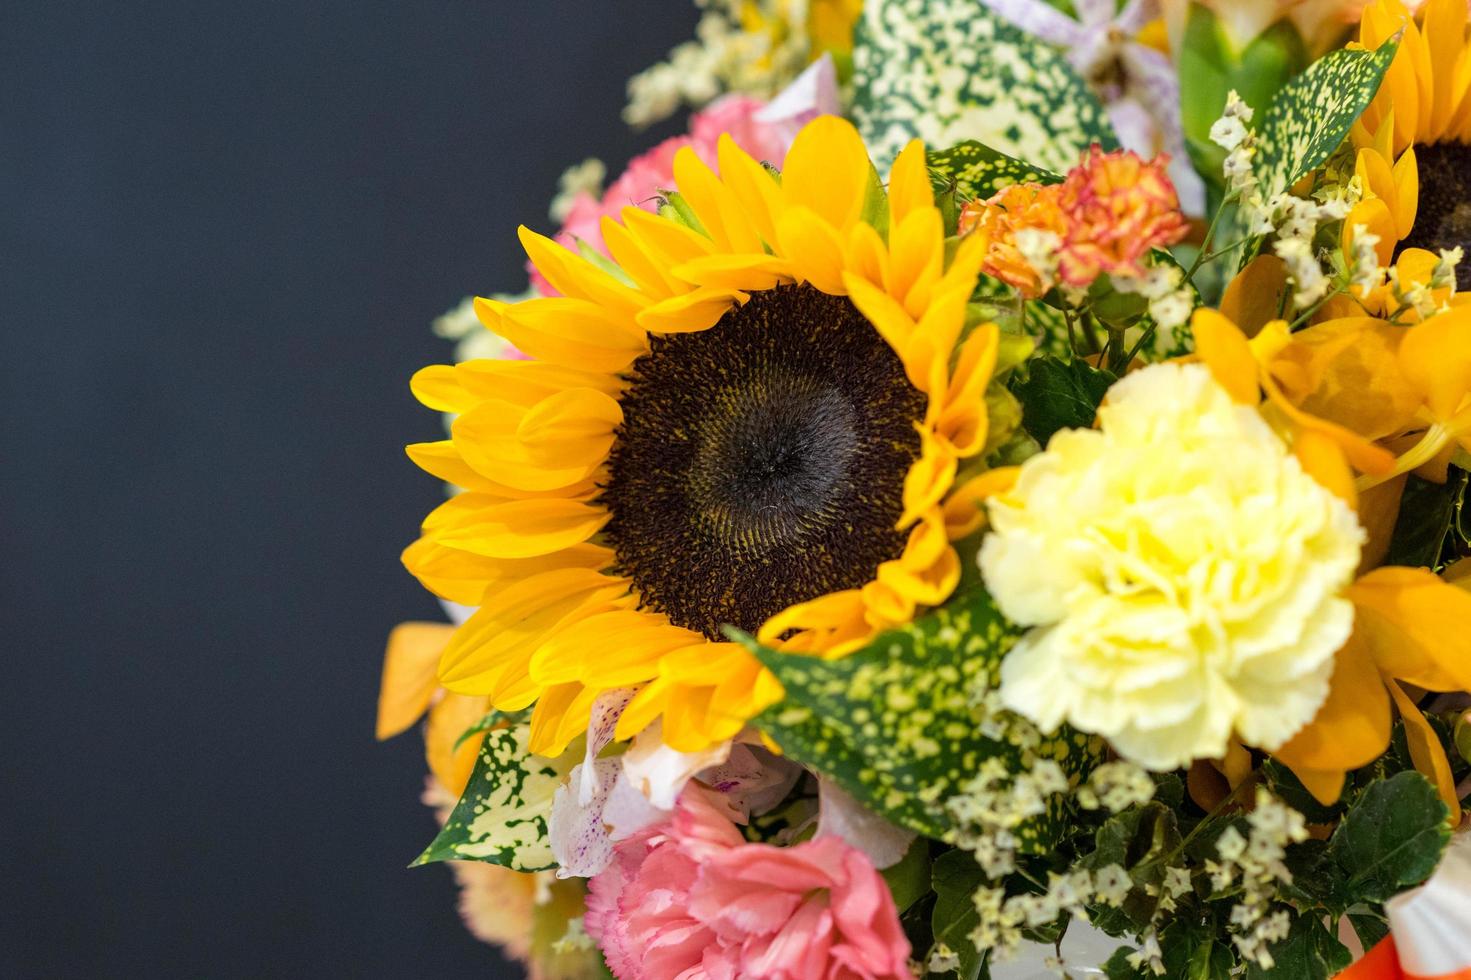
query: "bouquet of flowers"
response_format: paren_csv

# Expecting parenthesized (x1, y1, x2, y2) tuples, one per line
(379, 1, 1471, 976)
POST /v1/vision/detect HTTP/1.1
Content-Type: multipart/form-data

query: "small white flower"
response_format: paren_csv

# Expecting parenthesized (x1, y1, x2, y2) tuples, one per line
(1094, 864, 1132, 905)
(1209, 115, 1250, 152)
(1433, 246, 1464, 290)
(1216, 825, 1248, 862)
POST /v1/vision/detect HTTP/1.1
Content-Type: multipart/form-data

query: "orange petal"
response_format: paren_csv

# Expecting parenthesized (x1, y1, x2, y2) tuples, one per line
(378, 622, 457, 740)
(1386, 679, 1462, 823)
(1273, 630, 1391, 780)
(1190, 309, 1261, 404)
(1349, 566, 1471, 691)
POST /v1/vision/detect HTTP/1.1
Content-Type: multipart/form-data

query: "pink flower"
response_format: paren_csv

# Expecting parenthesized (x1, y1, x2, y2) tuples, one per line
(585, 787, 911, 980)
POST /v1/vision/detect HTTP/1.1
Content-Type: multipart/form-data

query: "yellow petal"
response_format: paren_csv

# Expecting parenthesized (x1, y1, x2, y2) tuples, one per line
(890, 207, 945, 320)
(601, 215, 682, 299)
(518, 225, 646, 316)
(934, 323, 999, 457)
(669, 253, 796, 292)
(1190, 309, 1261, 404)
(942, 466, 1019, 539)
(451, 405, 606, 493)
(757, 588, 870, 655)
(437, 568, 630, 692)
(1386, 678, 1462, 823)
(1391, 146, 1420, 239)
(716, 135, 784, 248)
(843, 270, 915, 362)
(528, 609, 702, 688)
(477, 296, 646, 373)
(899, 429, 958, 528)
(378, 622, 457, 740)
(636, 286, 745, 334)
(620, 205, 714, 271)
(672, 145, 764, 254)
(426, 691, 492, 796)
(888, 138, 932, 230)
(411, 364, 479, 414)
(776, 206, 848, 294)
(781, 115, 870, 233)
(406, 440, 507, 493)
(432, 496, 610, 559)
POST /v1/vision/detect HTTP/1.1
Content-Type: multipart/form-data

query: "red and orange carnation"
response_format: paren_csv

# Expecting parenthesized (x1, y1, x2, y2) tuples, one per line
(1055, 145, 1190, 286)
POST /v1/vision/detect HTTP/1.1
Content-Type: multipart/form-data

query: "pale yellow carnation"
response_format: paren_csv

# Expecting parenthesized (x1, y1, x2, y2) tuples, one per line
(980, 362, 1363, 770)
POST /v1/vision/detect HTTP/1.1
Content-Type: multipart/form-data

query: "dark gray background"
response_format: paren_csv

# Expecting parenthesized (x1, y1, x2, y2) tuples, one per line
(1, 2, 695, 975)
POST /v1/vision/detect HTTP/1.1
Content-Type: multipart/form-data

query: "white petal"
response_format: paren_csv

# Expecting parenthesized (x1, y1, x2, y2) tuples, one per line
(816, 778, 917, 870)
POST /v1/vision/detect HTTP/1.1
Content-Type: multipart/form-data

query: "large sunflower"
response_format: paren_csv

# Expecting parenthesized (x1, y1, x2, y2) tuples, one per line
(403, 117, 999, 758)
(1349, 0, 1471, 279)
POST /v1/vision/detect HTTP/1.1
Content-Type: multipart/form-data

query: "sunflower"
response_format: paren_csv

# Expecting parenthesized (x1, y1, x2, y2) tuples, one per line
(1348, 0, 1471, 280)
(403, 117, 1000, 758)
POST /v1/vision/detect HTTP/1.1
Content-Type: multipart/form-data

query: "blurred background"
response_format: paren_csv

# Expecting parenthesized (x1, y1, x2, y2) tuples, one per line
(1, 2, 696, 975)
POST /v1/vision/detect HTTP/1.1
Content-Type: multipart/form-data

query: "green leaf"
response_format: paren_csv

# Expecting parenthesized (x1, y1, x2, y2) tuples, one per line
(925, 140, 1061, 205)
(1011, 355, 1117, 448)
(1253, 40, 1398, 201)
(882, 837, 932, 913)
(1158, 919, 1236, 979)
(1348, 912, 1390, 951)
(1177, 5, 1306, 191)
(1243, 913, 1351, 980)
(744, 586, 1102, 843)
(413, 719, 569, 871)
(851, 0, 1115, 172)
(1261, 757, 1343, 824)
(930, 849, 985, 980)
(1386, 470, 1469, 570)
(1327, 771, 1451, 903)
(1078, 802, 1184, 935)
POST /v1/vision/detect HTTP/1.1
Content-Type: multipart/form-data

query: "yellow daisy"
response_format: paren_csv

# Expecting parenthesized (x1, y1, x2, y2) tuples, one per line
(1348, 0, 1471, 277)
(402, 117, 1000, 758)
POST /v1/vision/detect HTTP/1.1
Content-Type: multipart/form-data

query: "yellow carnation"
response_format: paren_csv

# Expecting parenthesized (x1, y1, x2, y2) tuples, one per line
(979, 363, 1364, 770)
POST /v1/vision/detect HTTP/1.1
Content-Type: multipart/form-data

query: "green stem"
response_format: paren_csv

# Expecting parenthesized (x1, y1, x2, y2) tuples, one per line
(1185, 192, 1241, 283)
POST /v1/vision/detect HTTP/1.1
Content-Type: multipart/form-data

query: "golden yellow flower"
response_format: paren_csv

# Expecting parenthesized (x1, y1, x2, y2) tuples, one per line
(1348, 0, 1471, 280)
(402, 117, 1000, 758)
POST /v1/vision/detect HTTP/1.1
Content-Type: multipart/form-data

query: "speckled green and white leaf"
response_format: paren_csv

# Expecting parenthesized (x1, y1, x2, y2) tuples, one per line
(852, 0, 1116, 172)
(1254, 40, 1397, 199)
(413, 720, 568, 871)
(927, 141, 1061, 204)
(746, 588, 1102, 846)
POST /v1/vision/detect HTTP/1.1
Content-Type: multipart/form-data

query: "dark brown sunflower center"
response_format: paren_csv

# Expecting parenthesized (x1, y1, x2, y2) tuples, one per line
(601, 283, 925, 640)
(1398, 142, 1471, 290)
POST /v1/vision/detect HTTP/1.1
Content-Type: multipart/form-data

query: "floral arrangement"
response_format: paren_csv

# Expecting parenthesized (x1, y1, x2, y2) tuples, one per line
(380, 1, 1471, 977)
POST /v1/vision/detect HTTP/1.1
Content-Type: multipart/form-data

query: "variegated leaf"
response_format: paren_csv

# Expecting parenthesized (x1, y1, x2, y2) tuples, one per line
(926, 140, 1061, 204)
(744, 587, 1103, 847)
(1253, 40, 1398, 200)
(852, 0, 1116, 172)
(413, 719, 568, 871)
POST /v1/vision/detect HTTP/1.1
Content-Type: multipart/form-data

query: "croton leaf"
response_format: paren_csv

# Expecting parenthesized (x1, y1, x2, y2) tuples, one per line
(851, 0, 1115, 172)
(926, 140, 1060, 204)
(1252, 40, 1398, 202)
(744, 586, 1102, 844)
(1326, 770, 1450, 904)
(413, 719, 569, 871)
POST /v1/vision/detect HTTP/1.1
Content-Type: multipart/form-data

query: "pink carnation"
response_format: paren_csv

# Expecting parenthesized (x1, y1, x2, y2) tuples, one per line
(585, 787, 911, 980)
